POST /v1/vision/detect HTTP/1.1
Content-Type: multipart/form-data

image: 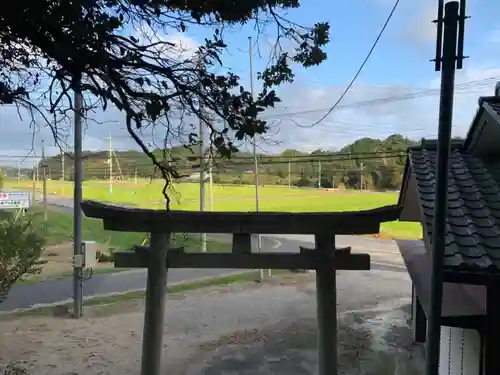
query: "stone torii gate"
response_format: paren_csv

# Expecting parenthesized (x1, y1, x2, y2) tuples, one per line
(81, 200, 400, 375)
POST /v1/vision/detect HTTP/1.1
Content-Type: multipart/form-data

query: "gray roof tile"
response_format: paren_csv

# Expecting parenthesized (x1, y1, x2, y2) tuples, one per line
(483, 98, 500, 116)
(409, 148, 500, 271)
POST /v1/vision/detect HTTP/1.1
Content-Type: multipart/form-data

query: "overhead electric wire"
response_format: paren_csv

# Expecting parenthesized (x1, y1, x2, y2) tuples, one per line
(304, 0, 401, 128)
(0, 149, 409, 162)
(28, 153, 408, 173)
(262, 76, 499, 121)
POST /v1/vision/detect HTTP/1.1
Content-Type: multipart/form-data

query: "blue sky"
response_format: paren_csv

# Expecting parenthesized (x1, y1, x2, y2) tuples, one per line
(1, 0, 500, 166)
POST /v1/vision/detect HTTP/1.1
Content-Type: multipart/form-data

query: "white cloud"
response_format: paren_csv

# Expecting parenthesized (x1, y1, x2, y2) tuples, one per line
(253, 62, 500, 153)
(133, 25, 200, 61)
(2, 36, 500, 165)
(4, 66, 500, 165)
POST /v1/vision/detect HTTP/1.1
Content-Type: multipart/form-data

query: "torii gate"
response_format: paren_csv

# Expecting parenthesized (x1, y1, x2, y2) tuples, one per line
(81, 200, 400, 375)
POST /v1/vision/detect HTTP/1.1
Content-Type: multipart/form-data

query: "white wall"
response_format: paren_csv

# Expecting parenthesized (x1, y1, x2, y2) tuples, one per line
(439, 326, 482, 375)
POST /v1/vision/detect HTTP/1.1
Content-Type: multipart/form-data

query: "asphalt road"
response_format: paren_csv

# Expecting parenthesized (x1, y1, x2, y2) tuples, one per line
(0, 195, 404, 312)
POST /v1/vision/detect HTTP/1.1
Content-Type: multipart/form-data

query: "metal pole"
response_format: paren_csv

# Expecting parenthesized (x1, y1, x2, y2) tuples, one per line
(426, 3, 459, 375)
(109, 133, 113, 201)
(288, 161, 291, 187)
(315, 234, 337, 375)
(141, 232, 170, 375)
(318, 161, 322, 188)
(248, 36, 265, 280)
(61, 152, 65, 181)
(208, 133, 214, 211)
(360, 161, 364, 190)
(198, 56, 207, 252)
(31, 167, 36, 202)
(73, 81, 84, 319)
(17, 161, 20, 184)
(41, 140, 47, 221)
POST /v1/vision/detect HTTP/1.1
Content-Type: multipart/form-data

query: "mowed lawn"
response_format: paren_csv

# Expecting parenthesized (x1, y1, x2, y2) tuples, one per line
(6, 179, 421, 239)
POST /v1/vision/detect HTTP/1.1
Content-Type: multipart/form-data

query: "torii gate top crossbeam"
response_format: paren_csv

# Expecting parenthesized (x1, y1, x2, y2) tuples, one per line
(81, 200, 401, 235)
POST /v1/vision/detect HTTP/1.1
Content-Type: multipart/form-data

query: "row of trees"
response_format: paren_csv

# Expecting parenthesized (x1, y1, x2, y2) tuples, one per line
(39, 133, 417, 190)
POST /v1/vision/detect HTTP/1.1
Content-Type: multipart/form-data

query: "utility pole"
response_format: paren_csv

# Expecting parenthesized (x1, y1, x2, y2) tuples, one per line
(288, 161, 291, 187)
(108, 133, 113, 201)
(317, 160, 322, 188)
(134, 168, 138, 185)
(249, 36, 266, 279)
(360, 162, 364, 190)
(31, 166, 36, 202)
(198, 55, 207, 252)
(208, 129, 214, 211)
(73, 78, 84, 319)
(41, 140, 47, 221)
(426, 2, 466, 375)
(208, 153, 214, 211)
(17, 161, 20, 184)
(61, 152, 65, 181)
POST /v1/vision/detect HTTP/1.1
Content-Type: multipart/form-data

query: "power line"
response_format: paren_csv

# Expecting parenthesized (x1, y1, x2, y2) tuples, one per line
(2, 149, 409, 162)
(30, 153, 407, 172)
(260, 76, 499, 121)
(306, 0, 401, 128)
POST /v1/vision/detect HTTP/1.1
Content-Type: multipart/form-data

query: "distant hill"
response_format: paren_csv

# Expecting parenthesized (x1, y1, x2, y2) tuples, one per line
(36, 134, 444, 190)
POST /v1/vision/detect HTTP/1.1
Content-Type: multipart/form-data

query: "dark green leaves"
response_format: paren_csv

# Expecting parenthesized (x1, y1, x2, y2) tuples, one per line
(0, 212, 45, 303)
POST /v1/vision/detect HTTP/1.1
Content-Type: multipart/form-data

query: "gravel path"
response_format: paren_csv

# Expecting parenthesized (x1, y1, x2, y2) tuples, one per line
(0, 270, 424, 375)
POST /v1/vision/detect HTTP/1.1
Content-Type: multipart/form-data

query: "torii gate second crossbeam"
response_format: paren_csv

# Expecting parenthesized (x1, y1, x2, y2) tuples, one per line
(81, 200, 401, 375)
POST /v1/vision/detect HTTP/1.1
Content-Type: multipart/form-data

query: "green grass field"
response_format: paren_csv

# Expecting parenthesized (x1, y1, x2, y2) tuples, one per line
(32, 206, 228, 252)
(7, 179, 421, 239)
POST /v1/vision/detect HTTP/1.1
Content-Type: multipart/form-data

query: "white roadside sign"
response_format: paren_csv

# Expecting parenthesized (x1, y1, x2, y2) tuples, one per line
(0, 191, 31, 210)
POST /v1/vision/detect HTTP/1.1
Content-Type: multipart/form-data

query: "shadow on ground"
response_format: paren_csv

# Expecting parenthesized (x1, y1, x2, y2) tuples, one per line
(181, 300, 423, 375)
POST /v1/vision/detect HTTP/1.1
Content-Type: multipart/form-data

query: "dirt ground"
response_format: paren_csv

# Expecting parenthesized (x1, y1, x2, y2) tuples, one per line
(33, 243, 114, 280)
(0, 270, 424, 375)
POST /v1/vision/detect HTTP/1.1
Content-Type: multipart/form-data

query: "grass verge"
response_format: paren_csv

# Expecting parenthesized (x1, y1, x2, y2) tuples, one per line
(16, 206, 231, 283)
(31, 205, 231, 251)
(1, 270, 291, 319)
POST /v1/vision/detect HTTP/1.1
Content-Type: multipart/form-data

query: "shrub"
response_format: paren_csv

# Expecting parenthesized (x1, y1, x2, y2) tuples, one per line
(1, 363, 29, 375)
(0, 212, 45, 303)
(295, 177, 311, 187)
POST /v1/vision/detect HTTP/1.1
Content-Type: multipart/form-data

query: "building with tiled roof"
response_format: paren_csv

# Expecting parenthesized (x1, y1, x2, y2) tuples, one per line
(397, 94, 500, 375)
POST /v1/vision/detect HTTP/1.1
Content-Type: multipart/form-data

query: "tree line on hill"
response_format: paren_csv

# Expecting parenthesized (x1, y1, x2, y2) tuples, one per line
(34, 134, 464, 190)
